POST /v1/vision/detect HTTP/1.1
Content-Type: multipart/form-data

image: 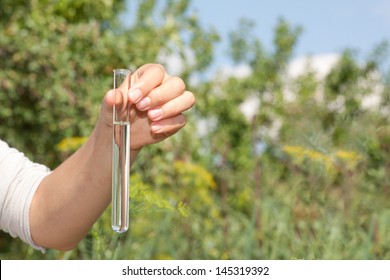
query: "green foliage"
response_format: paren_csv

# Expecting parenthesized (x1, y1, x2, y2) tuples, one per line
(1, 0, 390, 260)
(0, 0, 217, 167)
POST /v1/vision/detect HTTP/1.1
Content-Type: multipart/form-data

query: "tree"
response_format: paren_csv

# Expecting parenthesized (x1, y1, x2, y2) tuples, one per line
(0, 0, 218, 167)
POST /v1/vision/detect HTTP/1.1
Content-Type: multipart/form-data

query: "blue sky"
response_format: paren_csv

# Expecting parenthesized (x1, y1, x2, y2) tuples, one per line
(189, 0, 390, 69)
(123, 0, 390, 72)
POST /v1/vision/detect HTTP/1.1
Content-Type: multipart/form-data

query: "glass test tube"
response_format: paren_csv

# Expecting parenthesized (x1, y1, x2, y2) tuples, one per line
(112, 69, 131, 233)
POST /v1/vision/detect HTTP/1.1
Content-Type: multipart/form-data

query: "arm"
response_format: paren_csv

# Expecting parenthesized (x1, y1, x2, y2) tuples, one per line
(29, 64, 195, 251)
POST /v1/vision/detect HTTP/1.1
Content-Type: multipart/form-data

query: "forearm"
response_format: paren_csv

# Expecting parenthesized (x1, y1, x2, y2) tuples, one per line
(29, 119, 140, 251)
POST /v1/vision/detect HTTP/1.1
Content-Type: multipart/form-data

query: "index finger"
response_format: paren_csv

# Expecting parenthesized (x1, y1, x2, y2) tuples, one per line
(129, 64, 168, 104)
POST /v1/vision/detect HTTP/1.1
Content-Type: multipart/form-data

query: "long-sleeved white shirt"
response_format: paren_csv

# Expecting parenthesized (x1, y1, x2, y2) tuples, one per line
(0, 139, 50, 251)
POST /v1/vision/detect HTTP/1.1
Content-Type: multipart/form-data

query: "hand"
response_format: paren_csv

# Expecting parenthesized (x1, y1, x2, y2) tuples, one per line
(100, 64, 195, 149)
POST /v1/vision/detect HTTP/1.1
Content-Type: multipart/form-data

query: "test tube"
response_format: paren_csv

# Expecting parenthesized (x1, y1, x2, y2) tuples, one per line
(112, 69, 131, 233)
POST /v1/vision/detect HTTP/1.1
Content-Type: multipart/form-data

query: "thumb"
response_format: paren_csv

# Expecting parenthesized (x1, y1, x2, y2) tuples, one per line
(103, 89, 116, 109)
(100, 89, 115, 127)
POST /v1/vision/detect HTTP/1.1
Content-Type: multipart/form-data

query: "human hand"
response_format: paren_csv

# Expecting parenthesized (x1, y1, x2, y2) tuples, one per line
(100, 64, 195, 150)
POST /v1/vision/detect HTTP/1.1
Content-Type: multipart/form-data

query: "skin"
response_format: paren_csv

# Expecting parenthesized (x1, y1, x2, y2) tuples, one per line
(29, 64, 195, 251)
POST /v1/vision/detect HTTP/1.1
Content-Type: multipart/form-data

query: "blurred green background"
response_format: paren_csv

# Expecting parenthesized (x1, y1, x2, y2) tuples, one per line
(0, 0, 389, 259)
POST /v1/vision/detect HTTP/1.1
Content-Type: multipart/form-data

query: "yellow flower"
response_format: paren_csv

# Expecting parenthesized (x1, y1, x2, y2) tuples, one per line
(283, 145, 362, 173)
(283, 145, 334, 173)
(335, 150, 362, 169)
(174, 160, 217, 190)
(56, 136, 88, 152)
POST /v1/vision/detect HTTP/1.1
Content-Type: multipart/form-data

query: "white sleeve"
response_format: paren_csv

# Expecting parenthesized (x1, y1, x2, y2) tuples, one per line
(0, 139, 50, 252)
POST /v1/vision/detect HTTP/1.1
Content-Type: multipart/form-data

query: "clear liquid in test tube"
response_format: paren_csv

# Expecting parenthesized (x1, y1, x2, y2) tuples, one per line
(112, 69, 131, 233)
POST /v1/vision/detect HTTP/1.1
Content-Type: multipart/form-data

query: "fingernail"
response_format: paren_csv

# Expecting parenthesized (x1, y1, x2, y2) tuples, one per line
(129, 88, 142, 103)
(149, 108, 163, 120)
(137, 97, 151, 110)
(151, 123, 162, 133)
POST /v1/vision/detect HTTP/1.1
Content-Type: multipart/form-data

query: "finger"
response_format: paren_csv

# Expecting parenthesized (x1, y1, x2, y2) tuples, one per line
(129, 64, 167, 104)
(136, 76, 186, 111)
(147, 90, 195, 122)
(150, 114, 187, 134)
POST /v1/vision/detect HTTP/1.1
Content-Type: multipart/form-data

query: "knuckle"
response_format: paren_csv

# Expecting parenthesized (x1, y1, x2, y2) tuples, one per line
(150, 88, 164, 104)
(139, 63, 166, 82)
(170, 76, 186, 93)
(150, 64, 166, 78)
(178, 114, 187, 126)
(186, 91, 196, 107)
(166, 114, 187, 131)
